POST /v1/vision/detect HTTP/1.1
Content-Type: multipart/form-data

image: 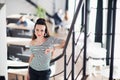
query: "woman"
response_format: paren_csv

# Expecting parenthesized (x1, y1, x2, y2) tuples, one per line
(27, 18, 65, 80)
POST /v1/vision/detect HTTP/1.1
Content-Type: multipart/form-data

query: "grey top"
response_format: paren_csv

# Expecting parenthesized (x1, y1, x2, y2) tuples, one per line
(29, 36, 62, 71)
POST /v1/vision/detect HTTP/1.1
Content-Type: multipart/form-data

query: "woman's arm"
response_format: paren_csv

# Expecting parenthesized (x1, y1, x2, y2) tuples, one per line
(54, 40, 65, 49)
(28, 54, 34, 70)
(45, 40, 65, 54)
(28, 41, 34, 63)
(28, 54, 34, 63)
(27, 54, 34, 80)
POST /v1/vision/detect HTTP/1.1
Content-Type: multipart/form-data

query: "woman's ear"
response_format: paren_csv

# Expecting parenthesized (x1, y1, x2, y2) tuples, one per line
(44, 33, 47, 37)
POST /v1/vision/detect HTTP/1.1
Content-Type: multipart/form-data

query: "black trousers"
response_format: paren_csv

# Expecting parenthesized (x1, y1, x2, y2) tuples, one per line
(29, 67, 51, 80)
(0, 76, 5, 80)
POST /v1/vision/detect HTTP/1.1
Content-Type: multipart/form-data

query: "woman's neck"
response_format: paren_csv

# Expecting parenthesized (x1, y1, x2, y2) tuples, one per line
(34, 37, 46, 45)
(36, 37, 45, 42)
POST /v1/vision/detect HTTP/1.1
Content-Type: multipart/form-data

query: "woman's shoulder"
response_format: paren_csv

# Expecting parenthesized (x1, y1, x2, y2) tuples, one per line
(48, 36, 56, 40)
(30, 40, 36, 46)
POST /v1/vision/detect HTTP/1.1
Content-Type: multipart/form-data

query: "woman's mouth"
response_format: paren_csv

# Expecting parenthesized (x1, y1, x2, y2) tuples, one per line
(37, 35, 41, 36)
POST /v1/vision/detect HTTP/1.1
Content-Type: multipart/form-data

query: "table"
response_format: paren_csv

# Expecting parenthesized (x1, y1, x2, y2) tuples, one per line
(7, 23, 33, 30)
(7, 14, 23, 19)
(7, 14, 34, 20)
(7, 37, 31, 46)
(7, 60, 29, 69)
(7, 60, 29, 80)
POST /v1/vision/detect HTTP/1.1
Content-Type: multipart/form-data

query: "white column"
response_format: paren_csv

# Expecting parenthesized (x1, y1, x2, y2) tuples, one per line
(0, 0, 6, 3)
(0, 4, 7, 79)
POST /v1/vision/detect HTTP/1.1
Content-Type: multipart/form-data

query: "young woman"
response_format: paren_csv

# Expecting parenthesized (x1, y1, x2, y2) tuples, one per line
(27, 18, 65, 80)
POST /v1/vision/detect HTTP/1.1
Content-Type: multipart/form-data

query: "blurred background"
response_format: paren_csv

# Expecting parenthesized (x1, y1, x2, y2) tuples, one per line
(0, 0, 120, 80)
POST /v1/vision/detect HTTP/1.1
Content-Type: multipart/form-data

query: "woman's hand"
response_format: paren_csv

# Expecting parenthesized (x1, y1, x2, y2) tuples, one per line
(45, 47, 55, 54)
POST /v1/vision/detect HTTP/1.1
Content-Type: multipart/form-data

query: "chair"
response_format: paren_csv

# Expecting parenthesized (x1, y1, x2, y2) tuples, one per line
(7, 45, 24, 60)
(6, 18, 19, 24)
(10, 29, 31, 38)
(16, 54, 30, 62)
(86, 42, 106, 76)
(10, 29, 24, 37)
(6, 28, 12, 36)
(8, 68, 28, 80)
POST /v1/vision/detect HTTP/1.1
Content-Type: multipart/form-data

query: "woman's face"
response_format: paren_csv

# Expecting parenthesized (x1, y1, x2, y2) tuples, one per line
(35, 24, 46, 38)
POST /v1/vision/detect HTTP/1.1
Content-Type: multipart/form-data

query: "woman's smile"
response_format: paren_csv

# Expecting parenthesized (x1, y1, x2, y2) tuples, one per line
(37, 34, 41, 37)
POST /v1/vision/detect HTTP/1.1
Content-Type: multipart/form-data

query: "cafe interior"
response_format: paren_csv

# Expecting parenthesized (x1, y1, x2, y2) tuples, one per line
(0, 0, 120, 80)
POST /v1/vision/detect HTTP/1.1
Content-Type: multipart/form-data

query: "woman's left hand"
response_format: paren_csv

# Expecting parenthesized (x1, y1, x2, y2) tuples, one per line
(45, 48, 54, 54)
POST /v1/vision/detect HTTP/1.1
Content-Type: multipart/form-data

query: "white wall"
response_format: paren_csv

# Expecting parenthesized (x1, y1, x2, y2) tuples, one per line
(0, 0, 5, 3)
(6, 0, 66, 16)
(36, 0, 54, 15)
(0, 4, 7, 79)
(35, 0, 66, 15)
(6, 0, 36, 16)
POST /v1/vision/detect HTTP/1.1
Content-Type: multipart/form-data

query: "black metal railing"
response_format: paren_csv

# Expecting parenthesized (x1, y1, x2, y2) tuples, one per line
(49, 0, 86, 80)
(50, 0, 118, 80)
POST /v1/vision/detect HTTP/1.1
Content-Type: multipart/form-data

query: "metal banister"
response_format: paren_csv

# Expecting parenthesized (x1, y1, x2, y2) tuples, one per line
(50, 0, 83, 64)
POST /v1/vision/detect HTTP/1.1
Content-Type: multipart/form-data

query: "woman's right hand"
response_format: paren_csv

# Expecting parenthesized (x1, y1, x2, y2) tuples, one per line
(27, 72, 30, 80)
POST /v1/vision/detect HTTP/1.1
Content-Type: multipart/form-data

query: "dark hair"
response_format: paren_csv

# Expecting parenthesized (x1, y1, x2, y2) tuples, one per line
(32, 18, 50, 40)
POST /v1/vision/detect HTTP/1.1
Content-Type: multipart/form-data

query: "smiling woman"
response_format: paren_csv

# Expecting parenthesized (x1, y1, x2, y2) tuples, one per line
(27, 18, 65, 80)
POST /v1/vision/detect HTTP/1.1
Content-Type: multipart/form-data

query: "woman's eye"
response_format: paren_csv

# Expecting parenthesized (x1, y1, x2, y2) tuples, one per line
(35, 29, 39, 31)
(40, 30, 44, 32)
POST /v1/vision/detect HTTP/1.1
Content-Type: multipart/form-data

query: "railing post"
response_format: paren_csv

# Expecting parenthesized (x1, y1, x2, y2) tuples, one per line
(82, 0, 90, 79)
(72, 28, 75, 80)
(64, 51, 67, 80)
(106, 0, 113, 65)
(109, 0, 117, 80)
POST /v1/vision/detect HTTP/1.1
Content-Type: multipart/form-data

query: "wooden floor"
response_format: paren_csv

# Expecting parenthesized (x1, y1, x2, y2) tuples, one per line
(8, 23, 109, 80)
